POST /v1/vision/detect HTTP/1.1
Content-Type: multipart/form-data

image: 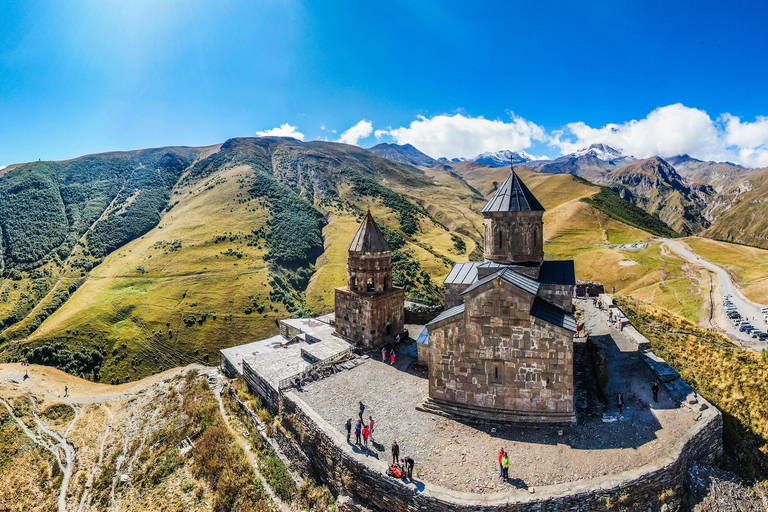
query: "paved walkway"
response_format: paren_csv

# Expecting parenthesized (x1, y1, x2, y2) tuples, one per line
(292, 310, 698, 494)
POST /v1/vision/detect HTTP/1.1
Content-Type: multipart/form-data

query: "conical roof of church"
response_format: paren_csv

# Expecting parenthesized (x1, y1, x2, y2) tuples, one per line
(481, 169, 545, 213)
(348, 211, 391, 253)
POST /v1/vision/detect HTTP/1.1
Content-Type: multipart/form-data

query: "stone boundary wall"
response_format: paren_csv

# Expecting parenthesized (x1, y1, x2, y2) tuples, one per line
(404, 301, 443, 325)
(276, 390, 722, 511)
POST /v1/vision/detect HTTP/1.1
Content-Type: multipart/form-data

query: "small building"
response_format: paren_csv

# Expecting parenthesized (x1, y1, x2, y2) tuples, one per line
(334, 211, 405, 347)
(220, 317, 353, 411)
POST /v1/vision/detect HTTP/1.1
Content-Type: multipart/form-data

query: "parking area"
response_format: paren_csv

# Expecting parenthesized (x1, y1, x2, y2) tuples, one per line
(723, 293, 768, 347)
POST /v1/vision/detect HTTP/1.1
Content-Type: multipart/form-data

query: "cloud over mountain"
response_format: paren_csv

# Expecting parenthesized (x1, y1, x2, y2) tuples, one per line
(338, 120, 373, 146)
(551, 104, 768, 168)
(257, 123, 305, 140)
(377, 113, 546, 160)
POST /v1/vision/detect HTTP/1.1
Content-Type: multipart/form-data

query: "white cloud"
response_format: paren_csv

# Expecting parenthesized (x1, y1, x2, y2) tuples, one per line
(320, 124, 336, 134)
(337, 120, 373, 146)
(550, 104, 768, 168)
(378, 114, 546, 160)
(257, 123, 305, 140)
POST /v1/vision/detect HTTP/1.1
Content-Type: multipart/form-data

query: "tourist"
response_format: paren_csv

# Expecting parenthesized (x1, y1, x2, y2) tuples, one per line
(382, 346, 387, 362)
(359, 401, 365, 421)
(23, 370, 28, 381)
(368, 416, 375, 441)
(362, 424, 370, 452)
(391, 440, 400, 464)
(615, 392, 624, 414)
(501, 451, 510, 479)
(355, 420, 362, 445)
(652, 382, 660, 402)
(498, 448, 505, 477)
(401, 456, 414, 481)
(345, 418, 352, 442)
(64, 385, 68, 397)
(390, 348, 396, 365)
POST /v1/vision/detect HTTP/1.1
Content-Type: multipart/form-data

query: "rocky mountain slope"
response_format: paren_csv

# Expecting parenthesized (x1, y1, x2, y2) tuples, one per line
(471, 149, 534, 167)
(366, 142, 437, 167)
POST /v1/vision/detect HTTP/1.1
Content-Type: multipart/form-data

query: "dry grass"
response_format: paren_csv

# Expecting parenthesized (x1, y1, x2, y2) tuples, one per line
(681, 237, 768, 304)
(617, 296, 768, 481)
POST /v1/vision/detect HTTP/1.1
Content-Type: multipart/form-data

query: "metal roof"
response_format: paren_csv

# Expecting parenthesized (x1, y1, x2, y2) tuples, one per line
(348, 211, 390, 253)
(481, 171, 545, 213)
(416, 327, 430, 345)
(426, 303, 465, 327)
(443, 261, 483, 285)
(538, 260, 576, 286)
(530, 297, 577, 332)
(461, 267, 540, 297)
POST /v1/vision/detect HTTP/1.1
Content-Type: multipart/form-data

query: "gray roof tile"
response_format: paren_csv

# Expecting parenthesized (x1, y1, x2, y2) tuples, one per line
(481, 171, 545, 213)
(461, 267, 540, 297)
(426, 303, 465, 327)
(530, 297, 577, 332)
(443, 261, 483, 285)
(348, 211, 390, 253)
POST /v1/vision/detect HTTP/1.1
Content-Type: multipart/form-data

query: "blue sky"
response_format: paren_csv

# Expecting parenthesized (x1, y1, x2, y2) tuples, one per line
(2, 0, 768, 167)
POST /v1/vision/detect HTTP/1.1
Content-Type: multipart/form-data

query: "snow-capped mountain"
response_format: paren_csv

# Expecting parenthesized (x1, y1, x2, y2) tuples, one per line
(572, 144, 625, 161)
(472, 149, 535, 167)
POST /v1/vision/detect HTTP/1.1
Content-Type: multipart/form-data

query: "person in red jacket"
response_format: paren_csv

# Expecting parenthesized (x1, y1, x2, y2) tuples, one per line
(498, 448, 505, 477)
(362, 425, 370, 453)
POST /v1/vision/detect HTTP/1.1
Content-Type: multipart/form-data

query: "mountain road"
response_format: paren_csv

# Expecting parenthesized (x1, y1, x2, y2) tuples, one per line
(662, 239, 767, 351)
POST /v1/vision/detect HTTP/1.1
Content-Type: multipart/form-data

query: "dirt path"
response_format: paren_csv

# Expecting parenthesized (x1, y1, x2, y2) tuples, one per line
(213, 380, 291, 512)
(0, 396, 76, 512)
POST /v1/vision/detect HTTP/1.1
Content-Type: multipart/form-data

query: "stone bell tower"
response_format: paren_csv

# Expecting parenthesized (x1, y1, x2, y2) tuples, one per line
(482, 164, 545, 265)
(335, 211, 405, 347)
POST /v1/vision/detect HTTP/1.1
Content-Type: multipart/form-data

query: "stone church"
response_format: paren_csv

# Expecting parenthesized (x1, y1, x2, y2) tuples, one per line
(425, 167, 577, 425)
(335, 211, 405, 347)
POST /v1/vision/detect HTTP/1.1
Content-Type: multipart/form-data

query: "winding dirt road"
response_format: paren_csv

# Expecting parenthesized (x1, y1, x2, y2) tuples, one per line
(663, 239, 767, 351)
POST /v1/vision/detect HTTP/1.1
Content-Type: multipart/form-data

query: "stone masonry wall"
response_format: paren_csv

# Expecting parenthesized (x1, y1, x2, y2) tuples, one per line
(429, 279, 575, 424)
(276, 390, 722, 512)
(335, 287, 405, 348)
(537, 283, 573, 313)
(404, 301, 443, 325)
(484, 210, 544, 265)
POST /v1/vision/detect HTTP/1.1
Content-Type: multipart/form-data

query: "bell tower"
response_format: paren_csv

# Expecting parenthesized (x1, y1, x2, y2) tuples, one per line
(335, 211, 404, 347)
(482, 163, 545, 265)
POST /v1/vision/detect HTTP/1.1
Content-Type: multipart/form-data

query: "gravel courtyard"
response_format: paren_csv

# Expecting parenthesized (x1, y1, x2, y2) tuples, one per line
(291, 314, 700, 494)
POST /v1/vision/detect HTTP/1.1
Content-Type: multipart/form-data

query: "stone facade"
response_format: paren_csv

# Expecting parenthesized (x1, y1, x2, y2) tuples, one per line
(483, 210, 544, 265)
(537, 283, 573, 312)
(428, 279, 575, 424)
(335, 287, 405, 347)
(335, 212, 405, 347)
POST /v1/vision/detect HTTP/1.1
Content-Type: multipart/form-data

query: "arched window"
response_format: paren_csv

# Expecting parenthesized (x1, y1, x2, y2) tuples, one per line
(367, 278, 374, 292)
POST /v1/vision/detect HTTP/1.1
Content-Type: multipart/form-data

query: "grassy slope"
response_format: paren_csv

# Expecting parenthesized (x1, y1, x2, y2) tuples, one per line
(617, 297, 768, 482)
(681, 237, 768, 304)
(28, 165, 287, 383)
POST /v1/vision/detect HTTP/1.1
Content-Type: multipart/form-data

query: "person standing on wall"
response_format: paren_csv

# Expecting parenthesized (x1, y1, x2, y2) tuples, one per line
(368, 416, 375, 442)
(498, 447, 505, 477)
(345, 418, 352, 443)
(358, 401, 365, 421)
(355, 419, 362, 445)
(651, 382, 659, 402)
(391, 440, 400, 465)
